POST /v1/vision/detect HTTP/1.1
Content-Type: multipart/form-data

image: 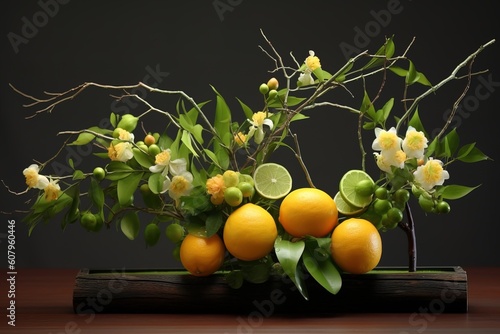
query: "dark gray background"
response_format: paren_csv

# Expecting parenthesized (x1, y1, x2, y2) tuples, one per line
(1, 0, 499, 270)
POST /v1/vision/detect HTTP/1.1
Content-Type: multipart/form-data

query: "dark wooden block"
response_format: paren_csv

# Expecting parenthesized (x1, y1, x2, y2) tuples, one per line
(72, 266, 467, 314)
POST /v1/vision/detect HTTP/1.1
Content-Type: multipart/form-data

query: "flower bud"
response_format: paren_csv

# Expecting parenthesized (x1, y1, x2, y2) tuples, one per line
(117, 114, 139, 132)
(267, 78, 279, 90)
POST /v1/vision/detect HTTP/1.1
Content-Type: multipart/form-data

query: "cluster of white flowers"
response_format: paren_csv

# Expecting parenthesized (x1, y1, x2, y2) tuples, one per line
(372, 126, 449, 191)
(23, 164, 61, 201)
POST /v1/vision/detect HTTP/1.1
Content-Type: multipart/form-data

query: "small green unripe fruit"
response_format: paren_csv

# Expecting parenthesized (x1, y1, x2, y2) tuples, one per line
(436, 201, 451, 214)
(148, 144, 161, 157)
(267, 77, 279, 90)
(268, 89, 278, 100)
(237, 181, 255, 198)
(224, 186, 243, 207)
(259, 83, 269, 95)
(166, 223, 185, 243)
(394, 188, 410, 204)
(418, 195, 435, 213)
(80, 212, 97, 232)
(223, 170, 240, 187)
(238, 173, 254, 186)
(144, 223, 161, 247)
(355, 179, 375, 197)
(373, 199, 392, 215)
(387, 207, 403, 223)
(116, 114, 139, 132)
(374, 187, 389, 199)
(92, 167, 106, 181)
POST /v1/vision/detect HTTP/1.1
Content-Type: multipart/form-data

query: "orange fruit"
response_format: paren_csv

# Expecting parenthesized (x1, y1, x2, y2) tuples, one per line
(278, 188, 338, 238)
(179, 233, 226, 277)
(223, 203, 277, 261)
(330, 218, 382, 274)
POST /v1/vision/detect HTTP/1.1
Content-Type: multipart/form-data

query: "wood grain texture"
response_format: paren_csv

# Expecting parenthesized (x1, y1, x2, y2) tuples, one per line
(4, 267, 500, 334)
(72, 267, 468, 313)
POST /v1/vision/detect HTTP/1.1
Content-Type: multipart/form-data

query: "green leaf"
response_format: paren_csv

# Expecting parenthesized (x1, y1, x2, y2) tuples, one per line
(179, 113, 204, 145)
(443, 128, 460, 158)
(405, 60, 418, 85)
(181, 130, 199, 157)
(389, 66, 407, 77)
(425, 137, 439, 158)
(120, 211, 140, 240)
(269, 91, 305, 107)
(437, 184, 480, 200)
(132, 148, 154, 168)
(274, 238, 308, 300)
(360, 90, 376, 119)
(63, 184, 80, 228)
(89, 177, 105, 209)
(202, 149, 220, 168)
(303, 240, 342, 295)
(117, 172, 143, 206)
(205, 211, 223, 237)
(415, 71, 432, 86)
(72, 170, 85, 180)
(408, 108, 426, 134)
(312, 67, 324, 82)
(69, 132, 95, 146)
(148, 173, 165, 194)
(110, 112, 117, 128)
(457, 144, 490, 163)
(362, 36, 395, 70)
(236, 97, 254, 120)
(105, 161, 134, 180)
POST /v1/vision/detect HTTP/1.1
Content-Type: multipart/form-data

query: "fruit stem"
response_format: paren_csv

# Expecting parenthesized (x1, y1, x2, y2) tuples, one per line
(402, 202, 417, 272)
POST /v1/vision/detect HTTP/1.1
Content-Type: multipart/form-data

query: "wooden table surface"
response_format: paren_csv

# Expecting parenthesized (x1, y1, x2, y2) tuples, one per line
(1, 267, 499, 334)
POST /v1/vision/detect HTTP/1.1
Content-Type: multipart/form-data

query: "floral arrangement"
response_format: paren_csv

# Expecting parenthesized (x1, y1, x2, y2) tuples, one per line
(7, 31, 494, 300)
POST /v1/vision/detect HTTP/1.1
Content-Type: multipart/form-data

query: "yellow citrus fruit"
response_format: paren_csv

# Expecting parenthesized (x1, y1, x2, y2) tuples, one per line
(330, 218, 382, 274)
(179, 233, 226, 277)
(223, 203, 277, 261)
(278, 188, 338, 238)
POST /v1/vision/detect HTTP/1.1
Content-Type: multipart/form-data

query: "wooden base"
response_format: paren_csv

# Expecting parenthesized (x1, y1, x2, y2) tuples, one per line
(72, 266, 468, 314)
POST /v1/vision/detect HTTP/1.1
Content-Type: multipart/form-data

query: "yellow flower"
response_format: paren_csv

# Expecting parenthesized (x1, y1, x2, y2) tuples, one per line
(149, 149, 172, 176)
(23, 164, 49, 189)
(372, 127, 402, 152)
(234, 132, 247, 146)
(44, 178, 61, 201)
(168, 173, 194, 200)
(413, 158, 450, 191)
(206, 174, 226, 205)
(305, 50, 321, 71)
(403, 126, 428, 159)
(117, 128, 134, 141)
(107, 142, 133, 162)
(248, 111, 274, 144)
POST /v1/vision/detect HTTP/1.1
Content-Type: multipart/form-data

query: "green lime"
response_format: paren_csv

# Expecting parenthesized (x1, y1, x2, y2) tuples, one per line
(166, 223, 185, 243)
(239, 173, 254, 186)
(418, 195, 435, 213)
(373, 199, 392, 215)
(436, 201, 451, 214)
(355, 179, 375, 197)
(253, 163, 292, 200)
(224, 186, 243, 207)
(237, 181, 255, 198)
(223, 170, 240, 187)
(92, 167, 106, 181)
(374, 186, 389, 199)
(334, 191, 367, 216)
(387, 207, 403, 223)
(339, 170, 374, 208)
(393, 188, 410, 204)
(144, 223, 161, 247)
(80, 212, 97, 232)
